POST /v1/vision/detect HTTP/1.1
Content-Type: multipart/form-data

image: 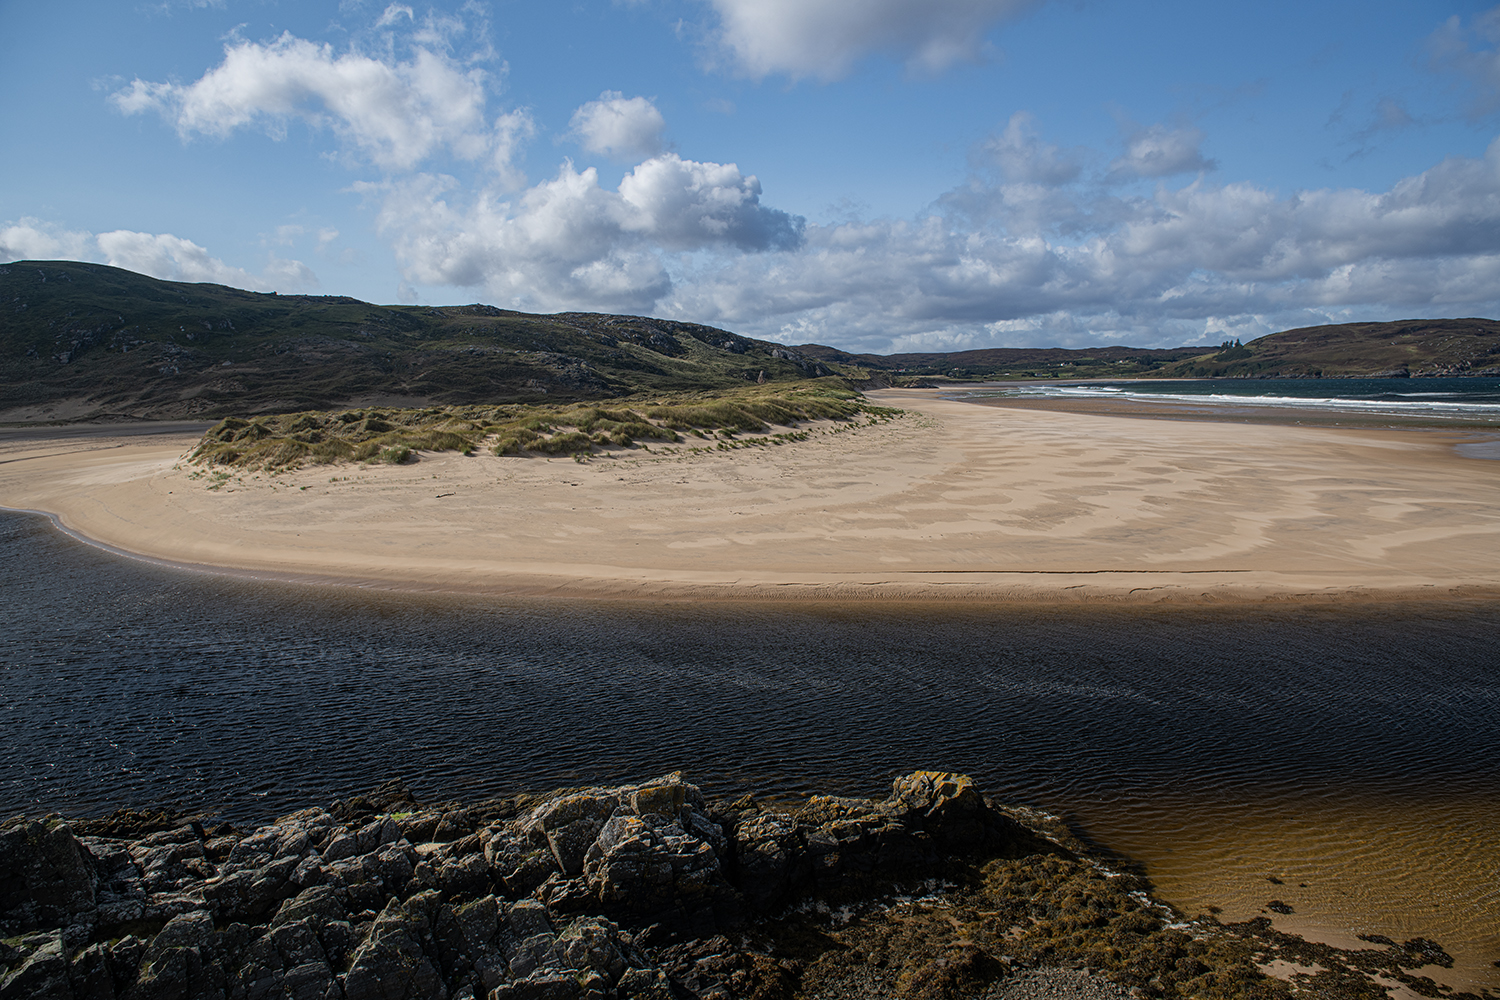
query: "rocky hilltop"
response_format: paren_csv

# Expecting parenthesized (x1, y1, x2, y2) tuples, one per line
(0, 773, 1479, 1000)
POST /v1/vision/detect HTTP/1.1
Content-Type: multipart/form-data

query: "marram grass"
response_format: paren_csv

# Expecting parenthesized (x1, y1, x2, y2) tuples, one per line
(189, 381, 895, 472)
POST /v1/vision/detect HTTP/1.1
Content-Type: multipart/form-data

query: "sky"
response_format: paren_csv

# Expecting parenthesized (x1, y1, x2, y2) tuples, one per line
(5, 0, 1500, 352)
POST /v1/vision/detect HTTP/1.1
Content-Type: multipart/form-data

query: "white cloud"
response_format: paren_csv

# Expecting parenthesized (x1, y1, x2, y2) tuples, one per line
(1110, 124, 1215, 179)
(701, 0, 1037, 81)
(111, 30, 527, 175)
(375, 3, 414, 28)
(978, 112, 1082, 186)
(649, 133, 1500, 351)
(0, 219, 94, 262)
(367, 153, 803, 312)
(0, 218, 317, 293)
(569, 91, 666, 161)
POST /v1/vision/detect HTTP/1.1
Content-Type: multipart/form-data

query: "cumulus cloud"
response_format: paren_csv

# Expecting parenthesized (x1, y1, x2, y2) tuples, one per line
(111, 30, 527, 174)
(1, 218, 317, 292)
(700, 0, 1037, 80)
(1109, 123, 1215, 179)
(366, 153, 803, 311)
(0, 219, 95, 262)
(569, 91, 667, 160)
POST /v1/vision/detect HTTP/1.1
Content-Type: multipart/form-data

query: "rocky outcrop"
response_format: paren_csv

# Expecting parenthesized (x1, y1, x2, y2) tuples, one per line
(0, 772, 1056, 1000)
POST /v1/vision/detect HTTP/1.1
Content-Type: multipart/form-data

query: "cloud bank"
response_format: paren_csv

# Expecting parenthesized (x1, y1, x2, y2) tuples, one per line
(0, 219, 317, 291)
(35, 10, 1500, 352)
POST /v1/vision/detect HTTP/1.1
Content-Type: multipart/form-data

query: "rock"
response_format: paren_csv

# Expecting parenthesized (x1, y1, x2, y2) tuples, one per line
(0, 820, 98, 932)
(505, 900, 553, 941)
(4, 771, 1086, 1000)
(68, 943, 116, 1000)
(272, 885, 348, 929)
(490, 971, 581, 1000)
(506, 932, 562, 980)
(0, 931, 70, 1000)
(107, 937, 146, 996)
(731, 813, 807, 912)
(484, 832, 560, 898)
(528, 795, 619, 877)
(342, 892, 446, 1000)
(123, 909, 227, 1000)
(615, 968, 673, 1000)
(583, 814, 733, 924)
(558, 917, 627, 983)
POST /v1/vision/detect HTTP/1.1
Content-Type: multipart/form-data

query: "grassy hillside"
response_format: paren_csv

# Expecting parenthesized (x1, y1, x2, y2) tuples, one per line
(1150, 319, 1500, 378)
(799, 318, 1500, 381)
(0, 261, 841, 421)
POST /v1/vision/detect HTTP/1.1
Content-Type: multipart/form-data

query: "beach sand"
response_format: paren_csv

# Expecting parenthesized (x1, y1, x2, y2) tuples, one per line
(1, 388, 1497, 601)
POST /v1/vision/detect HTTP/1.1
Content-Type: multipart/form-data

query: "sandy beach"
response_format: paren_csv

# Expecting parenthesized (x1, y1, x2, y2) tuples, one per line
(1, 388, 1498, 601)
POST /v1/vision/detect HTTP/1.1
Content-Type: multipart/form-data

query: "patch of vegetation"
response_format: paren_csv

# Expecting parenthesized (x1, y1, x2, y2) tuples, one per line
(189, 382, 882, 471)
(748, 853, 1476, 1000)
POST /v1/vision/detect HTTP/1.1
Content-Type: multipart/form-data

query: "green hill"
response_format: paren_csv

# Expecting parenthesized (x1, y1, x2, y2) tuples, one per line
(1150, 319, 1500, 379)
(0, 261, 839, 421)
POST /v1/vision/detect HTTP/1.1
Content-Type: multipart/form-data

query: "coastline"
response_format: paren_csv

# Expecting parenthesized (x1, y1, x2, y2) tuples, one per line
(6, 771, 1493, 1000)
(1, 388, 1498, 602)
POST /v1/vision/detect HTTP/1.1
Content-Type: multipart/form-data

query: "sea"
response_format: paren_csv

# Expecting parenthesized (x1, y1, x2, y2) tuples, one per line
(960, 375, 1500, 423)
(3, 377, 1499, 988)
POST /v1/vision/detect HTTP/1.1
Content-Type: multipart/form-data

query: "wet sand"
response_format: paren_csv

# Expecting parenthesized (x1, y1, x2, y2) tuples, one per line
(0, 388, 1498, 601)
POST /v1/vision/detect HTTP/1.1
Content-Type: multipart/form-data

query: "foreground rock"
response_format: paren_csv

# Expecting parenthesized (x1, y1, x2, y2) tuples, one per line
(0, 773, 1477, 1000)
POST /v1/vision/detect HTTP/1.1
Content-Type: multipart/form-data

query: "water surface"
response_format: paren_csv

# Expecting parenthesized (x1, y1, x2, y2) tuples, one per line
(962, 376, 1500, 422)
(2, 510, 1497, 987)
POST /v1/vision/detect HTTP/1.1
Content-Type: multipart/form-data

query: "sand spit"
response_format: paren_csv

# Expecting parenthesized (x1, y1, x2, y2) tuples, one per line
(1, 389, 1497, 602)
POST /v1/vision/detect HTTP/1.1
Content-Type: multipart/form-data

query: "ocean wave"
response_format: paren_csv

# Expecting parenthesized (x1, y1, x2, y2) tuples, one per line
(972, 384, 1500, 414)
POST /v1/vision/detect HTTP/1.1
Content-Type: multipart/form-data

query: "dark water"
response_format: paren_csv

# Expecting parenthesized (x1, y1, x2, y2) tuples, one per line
(971, 376, 1500, 419)
(5, 507, 1498, 820)
(4, 509, 1499, 981)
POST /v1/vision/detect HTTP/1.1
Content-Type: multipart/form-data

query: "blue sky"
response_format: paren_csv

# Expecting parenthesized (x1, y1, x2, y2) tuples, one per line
(5, 0, 1500, 352)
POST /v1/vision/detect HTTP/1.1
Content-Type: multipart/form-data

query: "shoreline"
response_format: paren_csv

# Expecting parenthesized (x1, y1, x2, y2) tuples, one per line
(6, 772, 1494, 1000)
(0, 389, 1497, 603)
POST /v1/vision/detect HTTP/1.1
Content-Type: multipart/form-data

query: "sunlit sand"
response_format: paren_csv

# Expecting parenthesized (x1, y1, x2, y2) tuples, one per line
(2, 388, 1497, 601)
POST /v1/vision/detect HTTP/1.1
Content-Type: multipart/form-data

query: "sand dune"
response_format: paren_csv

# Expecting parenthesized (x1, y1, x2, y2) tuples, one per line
(2, 388, 1497, 601)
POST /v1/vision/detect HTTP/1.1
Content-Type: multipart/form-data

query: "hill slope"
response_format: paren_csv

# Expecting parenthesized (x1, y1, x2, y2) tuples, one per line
(0, 261, 837, 421)
(1152, 319, 1500, 378)
(798, 319, 1500, 380)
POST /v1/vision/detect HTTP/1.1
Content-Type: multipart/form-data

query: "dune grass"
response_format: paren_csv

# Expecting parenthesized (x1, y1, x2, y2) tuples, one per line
(189, 380, 895, 472)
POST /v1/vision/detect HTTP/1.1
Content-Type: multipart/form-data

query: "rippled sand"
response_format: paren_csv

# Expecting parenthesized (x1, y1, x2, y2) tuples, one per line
(1, 388, 1497, 602)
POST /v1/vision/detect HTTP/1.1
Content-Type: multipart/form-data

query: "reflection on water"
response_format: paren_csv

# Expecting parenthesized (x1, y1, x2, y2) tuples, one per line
(1, 510, 1497, 988)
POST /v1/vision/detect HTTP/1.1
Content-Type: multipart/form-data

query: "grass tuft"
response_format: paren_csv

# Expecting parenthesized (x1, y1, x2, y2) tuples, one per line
(191, 382, 893, 471)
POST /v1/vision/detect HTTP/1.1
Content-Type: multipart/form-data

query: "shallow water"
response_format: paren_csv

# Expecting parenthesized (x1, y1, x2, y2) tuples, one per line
(2, 510, 1497, 988)
(965, 376, 1500, 422)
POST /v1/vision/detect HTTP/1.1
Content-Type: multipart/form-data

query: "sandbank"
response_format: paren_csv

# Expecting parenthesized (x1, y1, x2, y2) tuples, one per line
(1, 388, 1498, 602)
